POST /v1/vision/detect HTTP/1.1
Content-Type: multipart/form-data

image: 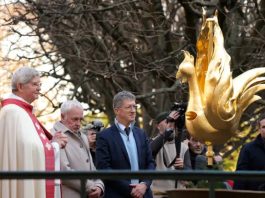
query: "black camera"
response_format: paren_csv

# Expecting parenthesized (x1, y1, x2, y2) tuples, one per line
(167, 102, 187, 129)
(84, 120, 104, 133)
(90, 120, 104, 132)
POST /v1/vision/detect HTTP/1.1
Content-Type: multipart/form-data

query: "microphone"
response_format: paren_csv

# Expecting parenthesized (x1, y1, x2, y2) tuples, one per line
(195, 155, 207, 170)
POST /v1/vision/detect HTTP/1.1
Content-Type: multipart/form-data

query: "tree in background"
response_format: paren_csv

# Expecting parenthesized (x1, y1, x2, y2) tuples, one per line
(1, 0, 265, 167)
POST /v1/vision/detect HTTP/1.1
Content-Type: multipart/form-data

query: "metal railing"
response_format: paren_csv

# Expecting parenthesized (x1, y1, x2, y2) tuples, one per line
(1, 170, 265, 198)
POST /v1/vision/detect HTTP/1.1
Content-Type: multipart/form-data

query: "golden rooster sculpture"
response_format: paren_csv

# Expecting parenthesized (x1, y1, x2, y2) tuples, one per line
(176, 11, 265, 163)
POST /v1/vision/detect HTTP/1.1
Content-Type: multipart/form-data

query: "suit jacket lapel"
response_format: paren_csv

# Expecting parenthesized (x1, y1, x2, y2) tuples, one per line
(112, 125, 131, 165)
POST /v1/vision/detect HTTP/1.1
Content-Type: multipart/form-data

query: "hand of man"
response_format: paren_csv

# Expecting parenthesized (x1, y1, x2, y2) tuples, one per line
(174, 158, 184, 169)
(88, 186, 102, 198)
(52, 132, 68, 148)
(168, 111, 180, 121)
(214, 155, 223, 164)
(166, 111, 180, 129)
(88, 131, 97, 146)
(129, 183, 147, 198)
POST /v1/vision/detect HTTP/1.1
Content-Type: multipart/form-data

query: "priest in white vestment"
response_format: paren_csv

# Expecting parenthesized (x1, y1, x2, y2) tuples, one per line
(0, 66, 68, 198)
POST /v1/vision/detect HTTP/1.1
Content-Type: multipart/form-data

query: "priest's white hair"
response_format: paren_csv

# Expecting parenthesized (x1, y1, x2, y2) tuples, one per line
(61, 100, 83, 114)
(12, 66, 40, 91)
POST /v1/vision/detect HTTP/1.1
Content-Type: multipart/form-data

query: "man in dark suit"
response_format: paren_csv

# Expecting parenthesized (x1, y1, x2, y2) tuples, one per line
(234, 113, 265, 191)
(96, 91, 155, 198)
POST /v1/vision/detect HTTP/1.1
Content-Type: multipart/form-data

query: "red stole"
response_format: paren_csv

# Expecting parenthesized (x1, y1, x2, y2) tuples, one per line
(2, 98, 55, 198)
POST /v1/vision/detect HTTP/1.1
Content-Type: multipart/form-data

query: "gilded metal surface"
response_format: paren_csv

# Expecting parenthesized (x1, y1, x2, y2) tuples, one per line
(205, 142, 214, 166)
(176, 12, 265, 145)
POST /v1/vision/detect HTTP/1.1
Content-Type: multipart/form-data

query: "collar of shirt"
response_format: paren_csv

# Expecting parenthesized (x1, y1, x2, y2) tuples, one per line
(8, 93, 30, 104)
(53, 121, 81, 136)
(114, 118, 135, 135)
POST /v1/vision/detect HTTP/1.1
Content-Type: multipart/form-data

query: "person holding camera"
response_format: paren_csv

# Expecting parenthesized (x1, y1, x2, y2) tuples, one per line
(83, 120, 104, 165)
(150, 111, 191, 194)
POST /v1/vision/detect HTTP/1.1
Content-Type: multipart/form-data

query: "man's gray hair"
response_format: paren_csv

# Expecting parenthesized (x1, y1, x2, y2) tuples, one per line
(113, 91, 135, 109)
(12, 66, 40, 91)
(61, 100, 83, 114)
